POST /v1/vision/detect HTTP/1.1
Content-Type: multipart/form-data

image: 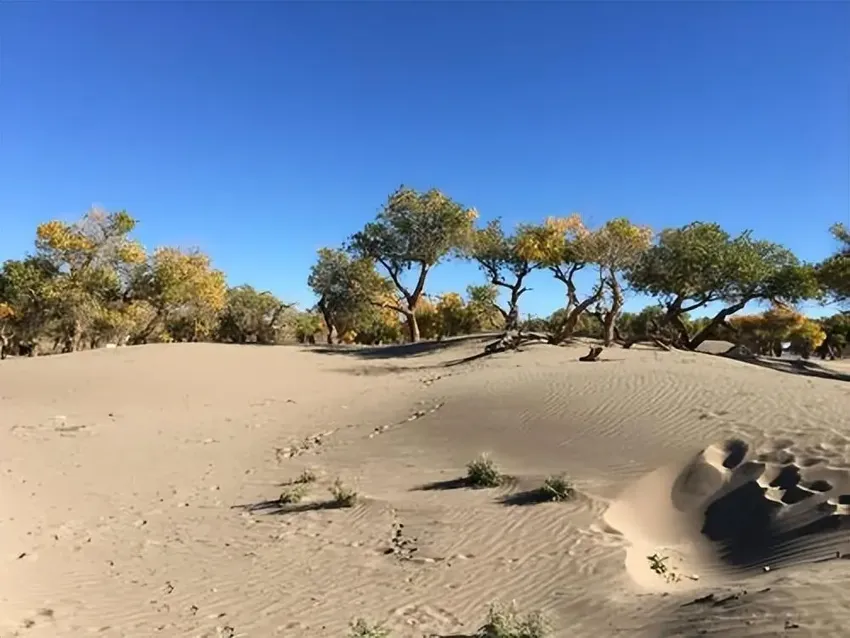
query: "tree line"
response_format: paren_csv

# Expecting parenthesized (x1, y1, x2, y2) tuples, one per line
(2, 189, 848, 359)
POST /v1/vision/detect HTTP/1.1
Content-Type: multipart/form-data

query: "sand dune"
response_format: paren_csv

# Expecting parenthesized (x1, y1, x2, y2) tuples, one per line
(1, 340, 849, 637)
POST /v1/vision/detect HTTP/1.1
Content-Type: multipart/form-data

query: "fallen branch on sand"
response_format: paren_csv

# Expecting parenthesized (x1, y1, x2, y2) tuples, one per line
(579, 346, 604, 362)
(483, 330, 550, 355)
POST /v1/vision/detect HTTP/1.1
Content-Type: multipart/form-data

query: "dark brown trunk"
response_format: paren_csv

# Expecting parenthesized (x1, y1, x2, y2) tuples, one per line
(665, 304, 691, 348)
(406, 311, 420, 343)
(686, 300, 748, 351)
(316, 298, 336, 345)
(553, 286, 604, 344)
(505, 287, 522, 331)
(602, 272, 624, 347)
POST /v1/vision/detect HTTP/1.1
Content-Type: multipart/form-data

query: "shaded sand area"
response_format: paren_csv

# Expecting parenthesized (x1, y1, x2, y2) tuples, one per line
(1, 339, 849, 637)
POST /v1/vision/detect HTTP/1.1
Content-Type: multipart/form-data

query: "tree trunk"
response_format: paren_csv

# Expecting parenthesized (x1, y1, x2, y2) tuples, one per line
(686, 301, 748, 351)
(326, 325, 337, 345)
(316, 298, 336, 345)
(405, 311, 420, 343)
(132, 309, 165, 345)
(664, 307, 691, 348)
(551, 285, 604, 344)
(602, 272, 624, 346)
(505, 287, 522, 331)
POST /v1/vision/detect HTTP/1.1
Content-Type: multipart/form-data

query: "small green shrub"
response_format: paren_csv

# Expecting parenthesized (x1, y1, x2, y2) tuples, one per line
(541, 474, 575, 502)
(294, 468, 317, 484)
(348, 618, 390, 638)
(467, 454, 503, 488)
(477, 601, 548, 638)
(647, 552, 680, 583)
(330, 478, 358, 507)
(279, 483, 309, 504)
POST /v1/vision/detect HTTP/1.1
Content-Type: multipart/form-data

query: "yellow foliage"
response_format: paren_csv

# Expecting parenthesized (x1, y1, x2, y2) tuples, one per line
(150, 247, 227, 313)
(791, 319, 826, 351)
(587, 218, 654, 268)
(116, 241, 147, 265)
(36, 220, 95, 255)
(0, 303, 15, 321)
(413, 296, 440, 339)
(514, 214, 588, 265)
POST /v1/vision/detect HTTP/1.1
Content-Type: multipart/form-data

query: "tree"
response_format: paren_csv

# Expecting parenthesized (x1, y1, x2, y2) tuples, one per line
(419, 287, 504, 338)
(217, 285, 294, 344)
(465, 284, 505, 332)
(729, 306, 802, 355)
(514, 215, 605, 342)
(465, 219, 540, 329)
(584, 218, 653, 345)
(817, 312, 850, 359)
(293, 312, 323, 344)
(817, 223, 850, 304)
(349, 186, 477, 342)
(307, 247, 395, 344)
(34, 209, 146, 351)
(0, 256, 61, 354)
(130, 247, 227, 343)
(627, 222, 820, 350)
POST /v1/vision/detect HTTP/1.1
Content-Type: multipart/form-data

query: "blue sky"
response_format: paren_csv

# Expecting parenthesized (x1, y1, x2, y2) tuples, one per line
(1, 2, 847, 319)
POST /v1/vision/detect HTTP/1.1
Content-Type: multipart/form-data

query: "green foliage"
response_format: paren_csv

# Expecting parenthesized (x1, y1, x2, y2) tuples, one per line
(541, 474, 575, 502)
(348, 618, 391, 638)
(818, 223, 850, 304)
(466, 219, 540, 327)
(292, 311, 323, 343)
(329, 478, 358, 507)
(0, 256, 60, 343)
(628, 223, 817, 311)
(627, 223, 819, 347)
(466, 455, 504, 488)
(647, 553, 680, 583)
(476, 601, 548, 638)
(28, 209, 148, 350)
(217, 285, 291, 344)
(349, 186, 476, 341)
(294, 469, 317, 484)
(308, 247, 396, 343)
(131, 247, 227, 343)
(1, 200, 834, 357)
(279, 483, 309, 504)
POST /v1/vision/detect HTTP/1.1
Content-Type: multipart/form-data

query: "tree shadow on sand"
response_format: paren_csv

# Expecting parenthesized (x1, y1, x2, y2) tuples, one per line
(230, 499, 349, 516)
(306, 334, 500, 361)
(413, 477, 474, 491)
(720, 352, 850, 383)
(497, 488, 555, 507)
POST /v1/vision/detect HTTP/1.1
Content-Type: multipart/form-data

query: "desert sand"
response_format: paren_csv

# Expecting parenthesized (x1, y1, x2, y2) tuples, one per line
(1, 339, 849, 637)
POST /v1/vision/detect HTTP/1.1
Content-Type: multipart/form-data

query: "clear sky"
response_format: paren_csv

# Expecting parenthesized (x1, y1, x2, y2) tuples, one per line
(1, 2, 848, 319)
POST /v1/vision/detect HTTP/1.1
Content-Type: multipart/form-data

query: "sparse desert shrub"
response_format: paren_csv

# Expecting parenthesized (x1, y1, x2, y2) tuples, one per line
(279, 483, 309, 505)
(348, 618, 390, 638)
(467, 454, 504, 488)
(476, 601, 548, 638)
(294, 468, 317, 484)
(647, 552, 680, 583)
(330, 478, 358, 507)
(541, 474, 575, 502)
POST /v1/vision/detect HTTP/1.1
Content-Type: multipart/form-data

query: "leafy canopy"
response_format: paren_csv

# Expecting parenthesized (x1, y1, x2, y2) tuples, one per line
(818, 223, 850, 304)
(627, 222, 819, 312)
(217, 285, 291, 344)
(468, 218, 539, 283)
(349, 187, 476, 309)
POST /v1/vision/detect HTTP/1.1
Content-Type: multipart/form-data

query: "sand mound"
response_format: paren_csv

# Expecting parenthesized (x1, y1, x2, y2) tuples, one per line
(607, 437, 850, 587)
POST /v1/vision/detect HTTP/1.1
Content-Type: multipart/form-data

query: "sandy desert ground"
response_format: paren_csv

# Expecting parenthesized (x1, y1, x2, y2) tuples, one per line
(1, 338, 849, 637)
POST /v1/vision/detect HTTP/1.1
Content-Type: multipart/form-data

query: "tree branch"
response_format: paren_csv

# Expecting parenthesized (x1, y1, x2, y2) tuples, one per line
(374, 257, 412, 301)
